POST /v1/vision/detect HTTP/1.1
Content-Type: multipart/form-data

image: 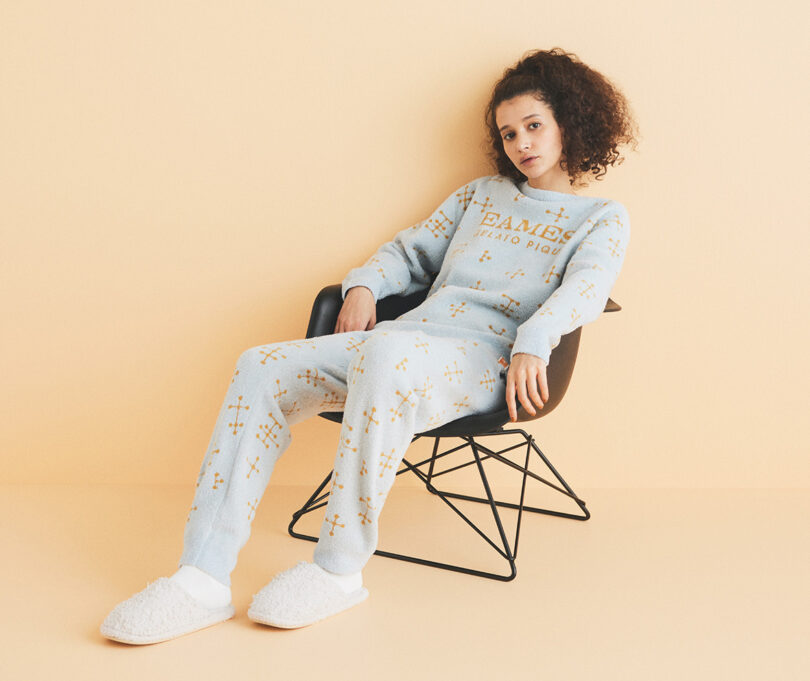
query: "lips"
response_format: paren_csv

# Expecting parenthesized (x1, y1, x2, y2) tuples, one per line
(520, 156, 538, 165)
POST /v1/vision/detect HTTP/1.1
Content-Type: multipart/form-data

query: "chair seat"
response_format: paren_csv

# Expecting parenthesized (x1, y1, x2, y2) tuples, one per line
(319, 406, 512, 438)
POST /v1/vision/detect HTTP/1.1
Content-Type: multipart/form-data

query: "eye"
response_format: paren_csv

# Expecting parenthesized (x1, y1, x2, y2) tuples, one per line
(502, 132, 514, 140)
(529, 121, 541, 129)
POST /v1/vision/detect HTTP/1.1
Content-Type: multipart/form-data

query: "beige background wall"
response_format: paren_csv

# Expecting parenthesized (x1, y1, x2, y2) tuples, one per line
(2, 0, 808, 489)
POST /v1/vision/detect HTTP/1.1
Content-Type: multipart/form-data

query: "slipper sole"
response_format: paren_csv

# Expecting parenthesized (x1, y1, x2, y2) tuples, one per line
(248, 587, 369, 629)
(102, 605, 235, 645)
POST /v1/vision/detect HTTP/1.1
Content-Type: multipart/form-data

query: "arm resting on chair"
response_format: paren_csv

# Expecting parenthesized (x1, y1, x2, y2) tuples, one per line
(511, 206, 630, 365)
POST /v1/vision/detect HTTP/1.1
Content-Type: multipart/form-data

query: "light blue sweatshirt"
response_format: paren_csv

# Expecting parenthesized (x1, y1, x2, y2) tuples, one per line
(341, 175, 630, 366)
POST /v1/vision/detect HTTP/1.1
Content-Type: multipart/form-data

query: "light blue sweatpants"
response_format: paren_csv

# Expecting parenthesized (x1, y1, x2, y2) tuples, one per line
(179, 323, 508, 585)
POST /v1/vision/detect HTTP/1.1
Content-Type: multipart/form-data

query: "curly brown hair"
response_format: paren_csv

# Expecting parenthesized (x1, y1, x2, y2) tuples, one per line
(484, 47, 639, 189)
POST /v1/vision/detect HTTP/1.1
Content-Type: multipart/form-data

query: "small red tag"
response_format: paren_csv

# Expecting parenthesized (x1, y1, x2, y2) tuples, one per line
(497, 356, 509, 368)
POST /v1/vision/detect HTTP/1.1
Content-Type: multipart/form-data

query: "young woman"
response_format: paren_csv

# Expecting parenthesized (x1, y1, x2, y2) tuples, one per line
(101, 46, 639, 645)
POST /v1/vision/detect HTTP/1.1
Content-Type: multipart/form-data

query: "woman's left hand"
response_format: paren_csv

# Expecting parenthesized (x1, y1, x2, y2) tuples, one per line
(505, 352, 549, 422)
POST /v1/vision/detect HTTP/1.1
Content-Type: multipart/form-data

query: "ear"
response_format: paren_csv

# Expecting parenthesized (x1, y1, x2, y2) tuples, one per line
(558, 128, 568, 162)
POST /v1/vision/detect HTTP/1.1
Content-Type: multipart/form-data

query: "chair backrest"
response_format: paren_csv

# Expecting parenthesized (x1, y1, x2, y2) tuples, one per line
(306, 283, 620, 424)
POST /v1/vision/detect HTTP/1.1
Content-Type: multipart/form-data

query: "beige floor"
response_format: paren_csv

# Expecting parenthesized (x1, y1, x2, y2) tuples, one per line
(1, 483, 807, 681)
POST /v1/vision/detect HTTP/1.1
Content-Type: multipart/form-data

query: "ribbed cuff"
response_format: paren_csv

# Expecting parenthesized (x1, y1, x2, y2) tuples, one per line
(341, 278, 380, 302)
(510, 330, 551, 366)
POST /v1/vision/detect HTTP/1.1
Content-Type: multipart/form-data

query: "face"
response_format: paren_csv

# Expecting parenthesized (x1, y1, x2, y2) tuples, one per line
(495, 93, 571, 192)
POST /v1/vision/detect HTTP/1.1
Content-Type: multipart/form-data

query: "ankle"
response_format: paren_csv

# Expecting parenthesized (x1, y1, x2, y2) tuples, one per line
(314, 564, 363, 593)
(170, 565, 232, 609)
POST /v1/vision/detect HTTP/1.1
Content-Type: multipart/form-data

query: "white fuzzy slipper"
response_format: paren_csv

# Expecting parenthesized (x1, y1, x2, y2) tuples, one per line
(100, 577, 235, 645)
(247, 561, 369, 629)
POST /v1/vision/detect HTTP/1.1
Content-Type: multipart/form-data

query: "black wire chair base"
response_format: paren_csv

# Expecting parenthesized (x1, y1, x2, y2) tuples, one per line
(288, 427, 590, 582)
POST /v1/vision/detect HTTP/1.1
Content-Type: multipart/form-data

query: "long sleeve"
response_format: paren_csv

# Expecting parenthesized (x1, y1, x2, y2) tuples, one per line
(340, 177, 486, 302)
(510, 204, 631, 365)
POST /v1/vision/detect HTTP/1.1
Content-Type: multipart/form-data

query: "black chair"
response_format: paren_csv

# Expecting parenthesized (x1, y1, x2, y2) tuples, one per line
(288, 283, 621, 581)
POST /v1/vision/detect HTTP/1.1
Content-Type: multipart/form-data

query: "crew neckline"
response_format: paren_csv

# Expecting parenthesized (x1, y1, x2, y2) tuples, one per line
(518, 179, 598, 202)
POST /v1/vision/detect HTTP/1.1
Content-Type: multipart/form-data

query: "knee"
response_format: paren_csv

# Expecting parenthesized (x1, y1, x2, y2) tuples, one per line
(235, 343, 286, 380)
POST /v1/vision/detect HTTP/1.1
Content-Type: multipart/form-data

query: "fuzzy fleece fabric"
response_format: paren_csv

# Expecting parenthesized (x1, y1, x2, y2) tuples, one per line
(247, 561, 369, 628)
(100, 577, 235, 645)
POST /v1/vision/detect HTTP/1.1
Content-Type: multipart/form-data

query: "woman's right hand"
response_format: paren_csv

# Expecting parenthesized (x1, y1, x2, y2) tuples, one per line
(334, 286, 377, 333)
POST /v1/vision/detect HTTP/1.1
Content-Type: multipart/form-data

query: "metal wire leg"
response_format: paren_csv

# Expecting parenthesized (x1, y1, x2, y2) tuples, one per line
(287, 430, 589, 581)
(425, 429, 590, 521)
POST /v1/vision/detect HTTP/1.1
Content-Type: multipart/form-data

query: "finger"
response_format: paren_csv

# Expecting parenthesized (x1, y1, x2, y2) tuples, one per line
(515, 375, 536, 416)
(505, 377, 516, 421)
(538, 365, 549, 402)
(526, 370, 545, 409)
